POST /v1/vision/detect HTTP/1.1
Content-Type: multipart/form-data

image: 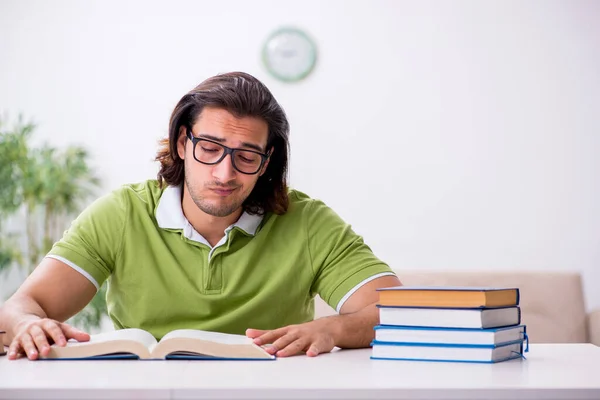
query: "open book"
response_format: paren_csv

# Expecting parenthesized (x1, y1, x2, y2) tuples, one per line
(40, 328, 275, 360)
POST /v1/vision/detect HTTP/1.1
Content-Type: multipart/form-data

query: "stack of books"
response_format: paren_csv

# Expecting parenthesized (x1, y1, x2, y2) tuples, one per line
(371, 286, 528, 363)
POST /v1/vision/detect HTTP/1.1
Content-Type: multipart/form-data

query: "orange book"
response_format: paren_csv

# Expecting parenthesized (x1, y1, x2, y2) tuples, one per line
(377, 286, 519, 308)
(0, 331, 5, 356)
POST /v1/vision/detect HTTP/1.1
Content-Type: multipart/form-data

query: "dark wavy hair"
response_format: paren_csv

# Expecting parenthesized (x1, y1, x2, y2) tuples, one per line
(156, 72, 290, 215)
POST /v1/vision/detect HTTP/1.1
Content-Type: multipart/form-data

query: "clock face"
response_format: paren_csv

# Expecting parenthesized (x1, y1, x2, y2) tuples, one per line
(262, 27, 317, 82)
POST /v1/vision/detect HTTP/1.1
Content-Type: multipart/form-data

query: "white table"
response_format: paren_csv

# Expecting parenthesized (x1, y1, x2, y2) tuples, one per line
(0, 344, 599, 399)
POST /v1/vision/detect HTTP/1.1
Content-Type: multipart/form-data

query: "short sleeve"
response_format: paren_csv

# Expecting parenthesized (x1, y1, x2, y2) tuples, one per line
(307, 199, 395, 311)
(46, 189, 127, 290)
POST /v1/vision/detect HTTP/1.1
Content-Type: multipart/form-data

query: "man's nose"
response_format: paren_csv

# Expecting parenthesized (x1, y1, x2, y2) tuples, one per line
(212, 153, 237, 182)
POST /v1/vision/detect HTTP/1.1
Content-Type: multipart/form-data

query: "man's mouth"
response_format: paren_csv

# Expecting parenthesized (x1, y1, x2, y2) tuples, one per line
(210, 187, 237, 196)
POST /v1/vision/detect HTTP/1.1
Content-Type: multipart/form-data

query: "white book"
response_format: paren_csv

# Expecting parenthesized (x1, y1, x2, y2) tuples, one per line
(378, 306, 520, 329)
(374, 325, 526, 345)
(371, 341, 525, 363)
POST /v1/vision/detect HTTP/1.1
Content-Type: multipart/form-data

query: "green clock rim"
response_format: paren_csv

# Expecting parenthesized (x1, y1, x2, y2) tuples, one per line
(261, 26, 318, 83)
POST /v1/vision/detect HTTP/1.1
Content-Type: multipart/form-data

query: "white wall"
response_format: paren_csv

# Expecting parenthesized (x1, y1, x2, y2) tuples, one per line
(1, 0, 599, 309)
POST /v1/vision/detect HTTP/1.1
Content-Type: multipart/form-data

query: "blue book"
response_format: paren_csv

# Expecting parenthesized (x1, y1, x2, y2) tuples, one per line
(378, 305, 521, 329)
(374, 325, 526, 346)
(38, 328, 275, 361)
(371, 339, 527, 363)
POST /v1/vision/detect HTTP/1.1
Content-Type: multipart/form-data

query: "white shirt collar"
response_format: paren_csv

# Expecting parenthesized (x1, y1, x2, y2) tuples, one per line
(155, 185, 263, 245)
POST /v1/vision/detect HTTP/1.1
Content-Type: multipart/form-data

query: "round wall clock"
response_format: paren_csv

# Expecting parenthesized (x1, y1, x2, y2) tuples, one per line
(262, 27, 317, 82)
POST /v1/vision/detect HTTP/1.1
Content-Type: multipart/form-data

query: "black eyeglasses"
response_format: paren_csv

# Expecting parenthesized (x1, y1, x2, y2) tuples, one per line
(186, 129, 269, 175)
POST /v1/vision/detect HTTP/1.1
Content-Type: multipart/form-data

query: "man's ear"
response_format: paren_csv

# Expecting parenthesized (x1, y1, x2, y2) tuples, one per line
(259, 147, 273, 177)
(176, 126, 187, 160)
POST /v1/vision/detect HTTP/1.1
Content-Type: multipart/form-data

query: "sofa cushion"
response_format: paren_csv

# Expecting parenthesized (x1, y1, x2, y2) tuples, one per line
(396, 271, 588, 343)
(314, 271, 588, 343)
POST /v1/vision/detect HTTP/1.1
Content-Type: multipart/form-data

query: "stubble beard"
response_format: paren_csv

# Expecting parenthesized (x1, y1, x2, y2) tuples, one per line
(184, 172, 245, 218)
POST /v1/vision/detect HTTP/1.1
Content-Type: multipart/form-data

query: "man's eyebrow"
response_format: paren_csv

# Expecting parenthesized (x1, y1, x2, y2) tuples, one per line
(198, 133, 265, 153)
(198, 133, 225, 143)
(240, 141, 266, 153)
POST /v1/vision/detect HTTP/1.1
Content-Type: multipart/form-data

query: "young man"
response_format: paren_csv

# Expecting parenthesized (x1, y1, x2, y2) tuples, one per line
(0, 72, 401, 360)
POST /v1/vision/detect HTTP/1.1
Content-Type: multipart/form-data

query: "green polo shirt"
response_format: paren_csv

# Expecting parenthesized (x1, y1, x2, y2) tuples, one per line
(47, 180, 395, 339)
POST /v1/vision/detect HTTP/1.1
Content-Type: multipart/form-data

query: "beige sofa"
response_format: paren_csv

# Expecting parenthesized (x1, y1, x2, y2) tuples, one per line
(315, 271, 600, 346)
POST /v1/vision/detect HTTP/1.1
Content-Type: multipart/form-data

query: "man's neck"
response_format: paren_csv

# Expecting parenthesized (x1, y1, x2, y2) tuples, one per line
(181, 188, 243, 247)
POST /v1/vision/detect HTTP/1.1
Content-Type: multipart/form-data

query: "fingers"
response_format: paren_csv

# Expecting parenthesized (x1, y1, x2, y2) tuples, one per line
(306, 344, 320, 357)
(29, 325, 51, 357)
(20, 333, 39, 360)
(270, 337, 323, 357)
(271, 333, 300, 356)
(7, 319, 89, 361)
(247, 323, 334, 357)
(43, 320, 67, 347)
(250, 327, 288, 346)
(245, 329, 267, 339)
(274, 338, 309, 357)
(7, 339, 23, 360)
(60, 323, 90, 342)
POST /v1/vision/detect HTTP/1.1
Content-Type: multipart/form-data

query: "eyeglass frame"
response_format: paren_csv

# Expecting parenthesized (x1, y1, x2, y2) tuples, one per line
(185, 128, 270, 175)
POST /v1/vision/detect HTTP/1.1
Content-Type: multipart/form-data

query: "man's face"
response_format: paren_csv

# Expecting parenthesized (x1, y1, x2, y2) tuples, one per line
(177, 107, 270, 218)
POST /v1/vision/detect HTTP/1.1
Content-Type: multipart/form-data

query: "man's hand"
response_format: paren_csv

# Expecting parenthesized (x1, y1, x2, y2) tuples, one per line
(246, 318, 339, 357)
(8, 318, 90, 360)
(246, 276, 401, 358)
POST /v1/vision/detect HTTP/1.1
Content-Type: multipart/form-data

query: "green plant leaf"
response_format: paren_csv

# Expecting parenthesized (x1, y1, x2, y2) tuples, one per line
(1, 113, 106, 329)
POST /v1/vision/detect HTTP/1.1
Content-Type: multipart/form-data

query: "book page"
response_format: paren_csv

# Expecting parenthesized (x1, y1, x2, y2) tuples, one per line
(151, 329, 274, 359)
(43, 328, 157, 359)
(64, 328, 157, 349)
(160, 329, 254, 345)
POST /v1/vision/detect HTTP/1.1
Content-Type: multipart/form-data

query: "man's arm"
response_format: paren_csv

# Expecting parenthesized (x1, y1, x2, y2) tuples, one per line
(246, 275, 401, 357)
(0, 258, 96, 359)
